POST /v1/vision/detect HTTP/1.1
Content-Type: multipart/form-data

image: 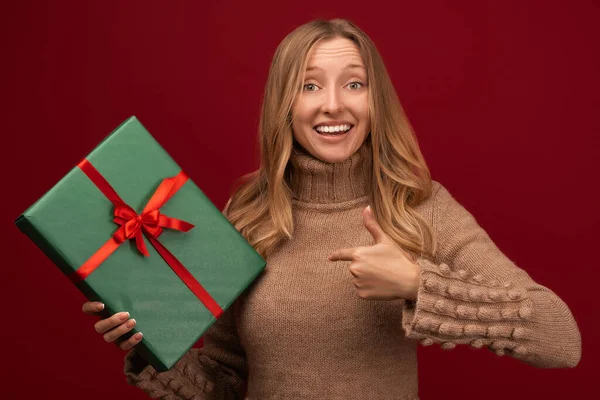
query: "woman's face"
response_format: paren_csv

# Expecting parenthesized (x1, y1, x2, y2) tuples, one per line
(291, 37, 370, 164)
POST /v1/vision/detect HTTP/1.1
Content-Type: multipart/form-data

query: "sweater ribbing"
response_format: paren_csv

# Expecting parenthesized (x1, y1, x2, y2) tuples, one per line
(289, 140, 372, 204)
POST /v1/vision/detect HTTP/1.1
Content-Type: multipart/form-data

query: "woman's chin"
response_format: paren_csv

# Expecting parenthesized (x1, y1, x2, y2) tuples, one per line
(312, 147, 354, 164)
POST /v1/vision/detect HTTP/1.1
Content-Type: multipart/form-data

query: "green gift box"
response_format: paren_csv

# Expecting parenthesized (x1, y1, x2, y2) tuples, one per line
(15, 116, 266, 372)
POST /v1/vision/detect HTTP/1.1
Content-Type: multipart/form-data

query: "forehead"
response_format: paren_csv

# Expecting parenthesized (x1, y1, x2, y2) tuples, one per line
(305, 37, 365, 70)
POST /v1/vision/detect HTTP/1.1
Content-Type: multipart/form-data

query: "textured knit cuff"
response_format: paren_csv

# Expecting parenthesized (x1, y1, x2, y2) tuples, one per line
(124, 348, 218, 399)
(124, 348, 152, 384)
(401, 258, 534, 357)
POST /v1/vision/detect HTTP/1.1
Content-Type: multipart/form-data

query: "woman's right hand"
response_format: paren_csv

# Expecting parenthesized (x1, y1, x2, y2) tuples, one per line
(82, 301, 143, 351)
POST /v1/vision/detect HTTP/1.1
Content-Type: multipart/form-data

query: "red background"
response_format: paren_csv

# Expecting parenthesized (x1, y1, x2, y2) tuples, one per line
(2, 1, 598, 398)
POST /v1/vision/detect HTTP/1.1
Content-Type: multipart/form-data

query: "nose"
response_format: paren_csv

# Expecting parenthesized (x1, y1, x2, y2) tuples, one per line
(321, 87, 344, 115)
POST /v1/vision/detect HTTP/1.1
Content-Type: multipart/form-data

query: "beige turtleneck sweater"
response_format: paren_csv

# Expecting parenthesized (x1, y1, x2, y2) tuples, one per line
(123, 142, 581, 399)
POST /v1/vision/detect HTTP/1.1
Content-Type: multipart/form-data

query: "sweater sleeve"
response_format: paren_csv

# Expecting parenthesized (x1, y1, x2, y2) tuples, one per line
(123, 197, 248, 399)
(401, 183, 582, 368)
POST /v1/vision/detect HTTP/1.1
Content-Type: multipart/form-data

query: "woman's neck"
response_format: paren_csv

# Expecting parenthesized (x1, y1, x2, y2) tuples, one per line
(288, 140, 372, 204)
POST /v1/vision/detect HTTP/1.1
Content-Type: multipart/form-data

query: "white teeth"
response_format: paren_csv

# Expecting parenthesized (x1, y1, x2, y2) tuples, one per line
(315, 124, 351, 133)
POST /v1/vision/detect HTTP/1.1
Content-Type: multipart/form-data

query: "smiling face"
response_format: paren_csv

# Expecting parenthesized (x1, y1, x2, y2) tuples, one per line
(291, 36, 370, 164)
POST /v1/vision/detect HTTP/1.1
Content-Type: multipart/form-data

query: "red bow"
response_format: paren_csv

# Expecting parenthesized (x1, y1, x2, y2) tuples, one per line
(68, 159, 223, 318)
(112, 202, 193, 256)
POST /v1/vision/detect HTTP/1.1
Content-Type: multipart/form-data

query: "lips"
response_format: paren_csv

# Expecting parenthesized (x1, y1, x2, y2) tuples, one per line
(313, 125, 354, 136)
(313, 121, 354, 129)
(313, 124, 354, 130)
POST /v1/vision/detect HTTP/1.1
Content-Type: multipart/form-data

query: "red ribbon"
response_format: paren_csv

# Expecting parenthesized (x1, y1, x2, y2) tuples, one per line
(68, 159, 223, 319)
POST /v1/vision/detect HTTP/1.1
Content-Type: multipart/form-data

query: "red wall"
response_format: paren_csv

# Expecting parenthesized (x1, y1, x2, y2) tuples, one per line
(3, 1, 597, 398)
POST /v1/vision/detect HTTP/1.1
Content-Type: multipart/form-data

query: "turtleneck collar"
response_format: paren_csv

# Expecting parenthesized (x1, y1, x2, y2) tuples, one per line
(288, 140, 372, 204)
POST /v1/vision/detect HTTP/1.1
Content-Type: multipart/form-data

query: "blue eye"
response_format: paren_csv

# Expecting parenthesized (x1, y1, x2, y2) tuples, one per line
(302, 81, 365, 92)
(347, 81, 364, 90)
(303, 83, 318, 92)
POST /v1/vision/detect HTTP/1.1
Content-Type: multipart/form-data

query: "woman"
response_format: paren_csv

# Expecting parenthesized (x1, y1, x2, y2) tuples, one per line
(82, 19, 581, 399)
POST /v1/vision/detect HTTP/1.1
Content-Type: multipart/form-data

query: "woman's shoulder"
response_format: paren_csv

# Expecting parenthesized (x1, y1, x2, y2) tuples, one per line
(431, 179, 444, 196)
(424, 179, 487, 235)
(415, 179, 445, 209)
(427, 179, 458, 207)
(413, 180, 463, 228)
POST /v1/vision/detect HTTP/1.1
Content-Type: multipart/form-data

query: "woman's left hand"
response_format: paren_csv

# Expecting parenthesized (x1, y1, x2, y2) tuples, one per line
(328, 206, 421, 301)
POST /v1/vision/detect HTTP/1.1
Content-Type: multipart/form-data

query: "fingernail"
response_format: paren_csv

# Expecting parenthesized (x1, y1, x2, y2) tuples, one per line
(96, 303, 105, 311)
(119, 312, 130, 321)
(134, 332, 143, 340)
(126, 319, 136, 328)
(367, 205, 372, 213)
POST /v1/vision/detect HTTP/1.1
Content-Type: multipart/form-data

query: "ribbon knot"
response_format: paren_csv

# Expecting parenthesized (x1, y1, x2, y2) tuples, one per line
(70, 158, 224, 319)
(110, 191, 193, 257)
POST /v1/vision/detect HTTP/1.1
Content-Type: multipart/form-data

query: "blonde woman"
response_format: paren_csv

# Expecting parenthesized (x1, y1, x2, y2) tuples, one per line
(82, 19, 581, 399)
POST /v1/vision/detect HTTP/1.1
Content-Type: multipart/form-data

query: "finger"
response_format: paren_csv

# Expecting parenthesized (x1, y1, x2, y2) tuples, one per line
(117, 332, 144, 351)
(328, 247, 357, 262)
(362, 205, 388, 244)
(94, 311, 130, 334)
(103, 317, 137, 343)
(82, 301, 105, 315)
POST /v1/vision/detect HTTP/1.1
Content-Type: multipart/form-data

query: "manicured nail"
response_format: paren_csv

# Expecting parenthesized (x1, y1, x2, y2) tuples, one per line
(126, 319, 136, 328)
(119, 312, 130, 321)
(96, 303, 105, 311)
(134, 332, 143, 340)
(367, 205, 372, 213)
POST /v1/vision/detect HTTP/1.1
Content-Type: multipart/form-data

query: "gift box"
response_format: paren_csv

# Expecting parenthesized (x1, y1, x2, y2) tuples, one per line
(15, 116, 266, 372)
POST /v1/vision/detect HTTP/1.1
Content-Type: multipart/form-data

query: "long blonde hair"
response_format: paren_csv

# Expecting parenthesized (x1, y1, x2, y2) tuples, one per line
(224, 18, 436, 261)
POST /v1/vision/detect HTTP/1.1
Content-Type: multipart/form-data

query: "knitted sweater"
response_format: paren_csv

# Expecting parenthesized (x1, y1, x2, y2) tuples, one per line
(123, 142, 581, 399)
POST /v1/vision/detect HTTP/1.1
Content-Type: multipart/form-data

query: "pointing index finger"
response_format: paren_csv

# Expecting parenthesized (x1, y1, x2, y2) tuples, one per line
(328, 248, 356, 262)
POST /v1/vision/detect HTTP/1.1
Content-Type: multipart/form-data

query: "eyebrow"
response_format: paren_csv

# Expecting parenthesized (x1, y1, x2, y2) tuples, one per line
(306, 63, 366, 72)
